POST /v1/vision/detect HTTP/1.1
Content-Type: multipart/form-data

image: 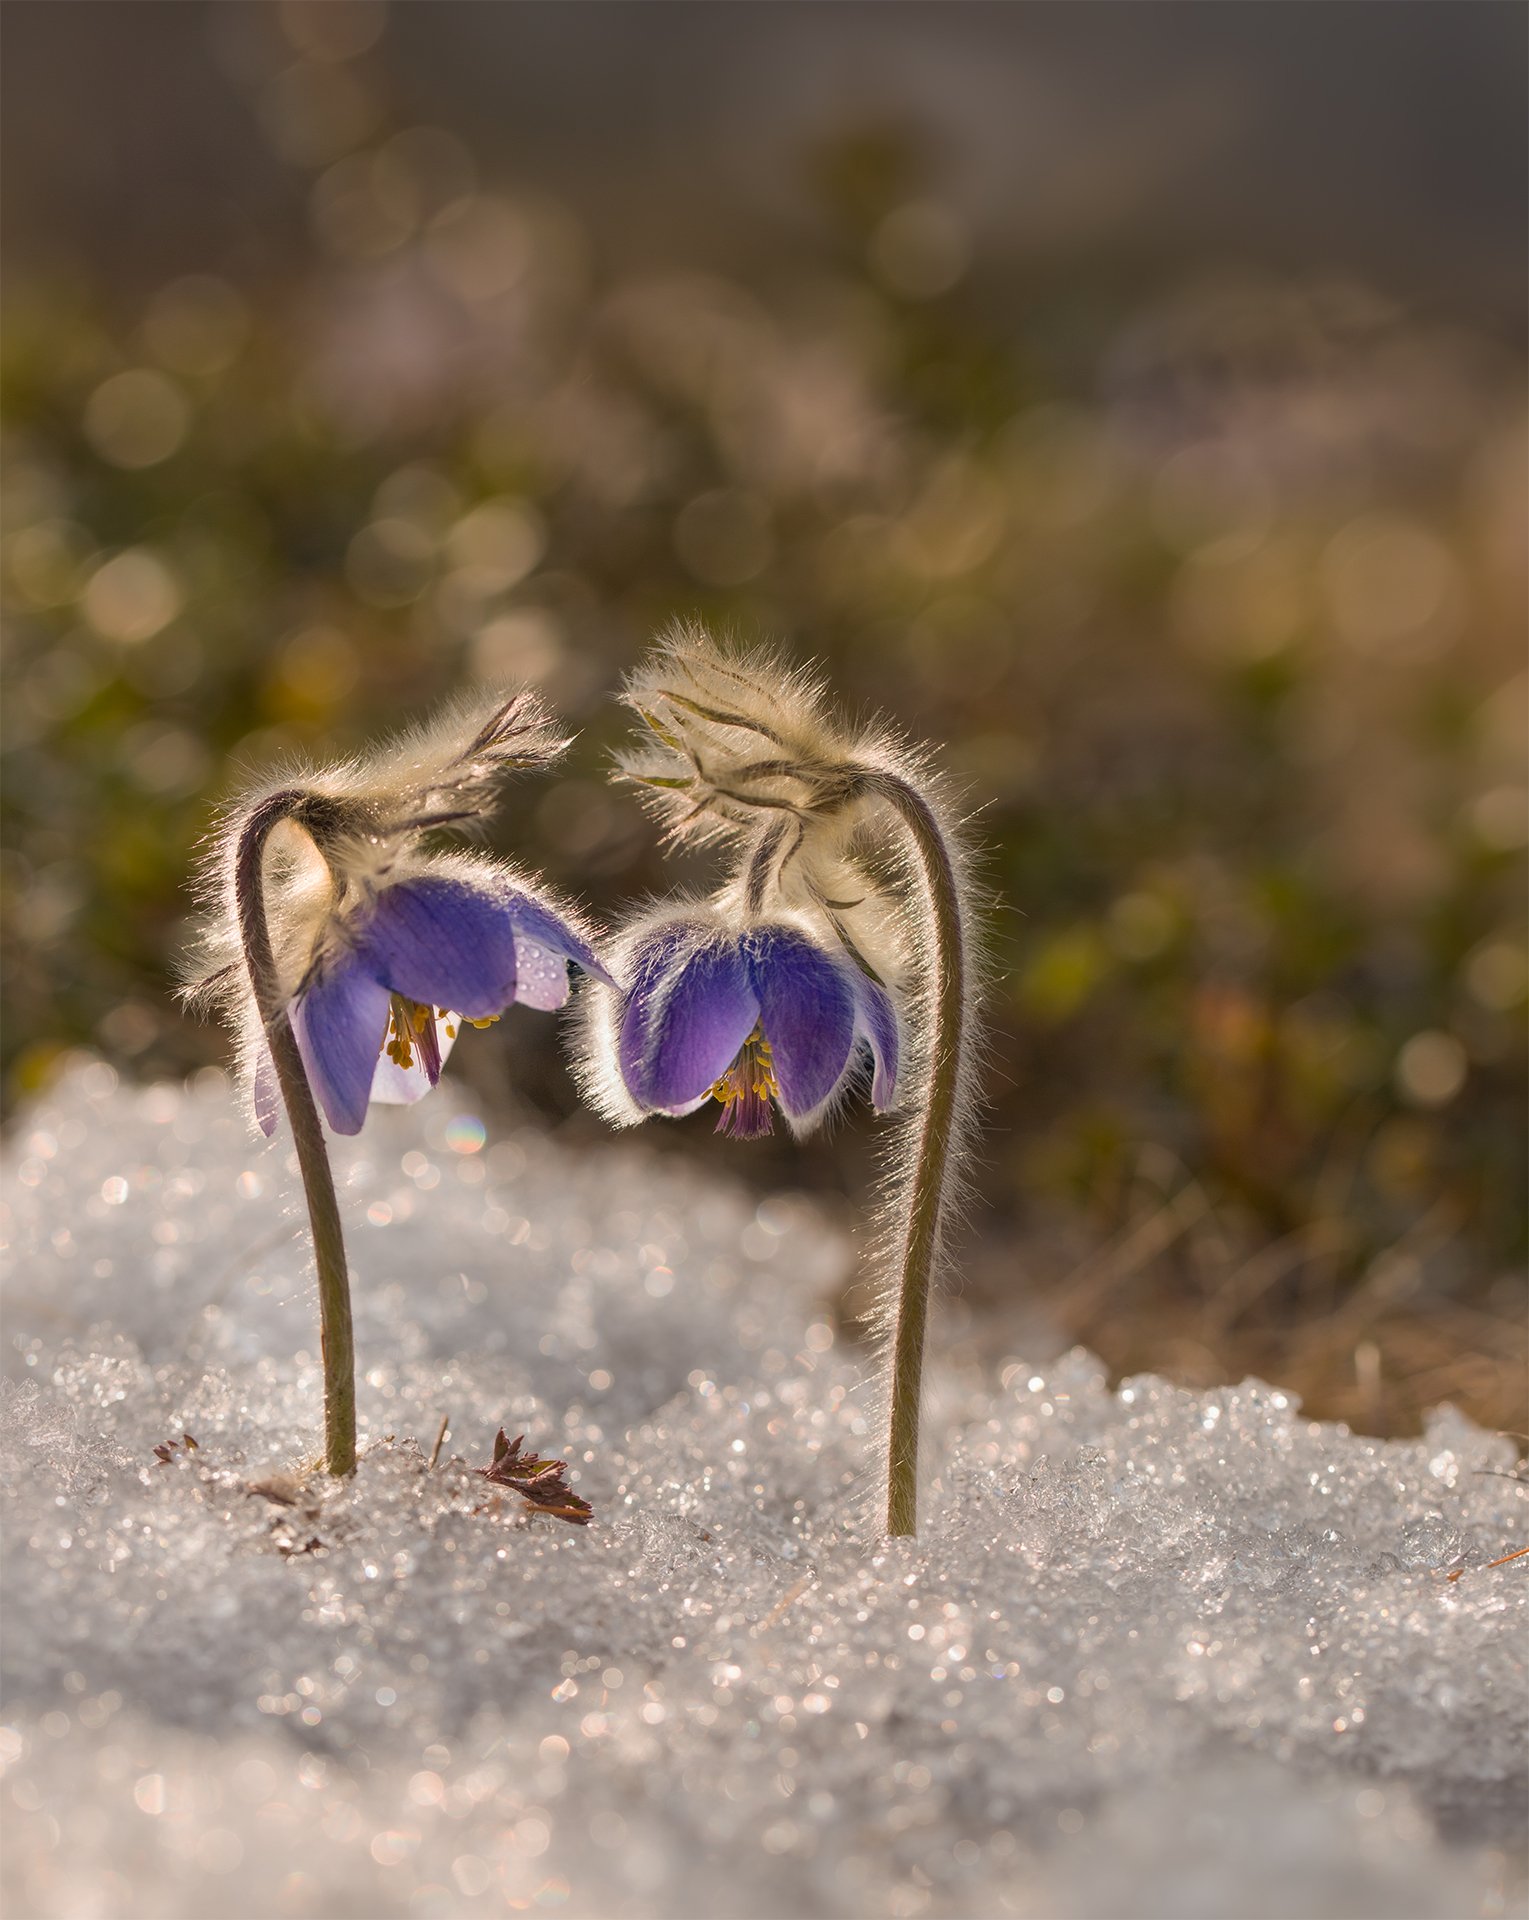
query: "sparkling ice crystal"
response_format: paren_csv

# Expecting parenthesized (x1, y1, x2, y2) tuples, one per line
(2, 1064, 1524, 1917)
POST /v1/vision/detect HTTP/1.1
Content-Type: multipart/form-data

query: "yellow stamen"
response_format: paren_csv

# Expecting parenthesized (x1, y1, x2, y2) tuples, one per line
(711, 1024, 779, 1139)
(384, 994, 438, 1070)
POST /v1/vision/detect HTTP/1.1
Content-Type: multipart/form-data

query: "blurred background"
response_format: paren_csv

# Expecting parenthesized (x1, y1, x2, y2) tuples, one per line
(3, 2, 1524, 1435)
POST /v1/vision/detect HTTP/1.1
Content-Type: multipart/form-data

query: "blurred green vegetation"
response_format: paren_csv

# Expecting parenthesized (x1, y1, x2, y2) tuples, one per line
(3, 25, 1524, 1435)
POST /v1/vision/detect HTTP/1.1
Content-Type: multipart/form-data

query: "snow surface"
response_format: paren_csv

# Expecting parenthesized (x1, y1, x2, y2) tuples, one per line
(2, 1063, 1524, 1920)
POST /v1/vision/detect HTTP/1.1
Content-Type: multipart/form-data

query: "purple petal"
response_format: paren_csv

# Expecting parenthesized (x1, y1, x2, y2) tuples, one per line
(502, 889, 615, 990)
(290, 958, 392, 1135)
(615, 924, 701, 1092)
(370, 1011, 458, 1106)
(852, 971, 900, 1111)
(512, 933, 573, 1011)
(356, 876, 517, 1019)
(619, 927, 759, 1115)
(747, 928, 855, 1120)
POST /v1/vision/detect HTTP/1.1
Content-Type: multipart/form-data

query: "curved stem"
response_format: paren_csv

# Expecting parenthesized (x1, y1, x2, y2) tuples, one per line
(867, 773, 968, 1536)
(235, 792, 357, 1476)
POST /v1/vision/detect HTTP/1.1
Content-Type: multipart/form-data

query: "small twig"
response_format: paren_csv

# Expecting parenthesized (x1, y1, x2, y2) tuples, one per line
(1444, 1544, 1528, 1582)
(428, 1414, 450, 1470)
(752, 1573, 816, 1636)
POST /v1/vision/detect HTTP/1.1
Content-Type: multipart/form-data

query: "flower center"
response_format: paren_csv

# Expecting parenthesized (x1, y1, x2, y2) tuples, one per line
(383, 996, 435, 1071)
(710, 1024, 779, 1139)
(382, 997, 502, 1073)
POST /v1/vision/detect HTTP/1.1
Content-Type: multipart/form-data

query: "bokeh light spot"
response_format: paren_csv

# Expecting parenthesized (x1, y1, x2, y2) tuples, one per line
(426, 195, 532, 302)
(870, 198, 970, 299)
(1394, 1031, 1468, 1109)
(6, 521, 92, 609)
(82, 550, 181, 643)
(1107, 893, 1176, 962)
(1321, 513, 1461, 654)
(472, 610, 564, 688)
(446, 498, 546, 591)
(83, 371, 190, 470)
(443, 1116, 486, 1156)
(1464, 940, 1528, 1012)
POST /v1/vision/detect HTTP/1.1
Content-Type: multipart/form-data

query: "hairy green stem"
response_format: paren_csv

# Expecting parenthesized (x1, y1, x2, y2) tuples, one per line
(235, 792, 357, 1476)
(871, 773, 967, 1536)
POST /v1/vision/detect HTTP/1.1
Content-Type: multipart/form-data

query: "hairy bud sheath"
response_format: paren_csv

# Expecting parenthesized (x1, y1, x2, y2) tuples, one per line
(607, 626, 985, 1535)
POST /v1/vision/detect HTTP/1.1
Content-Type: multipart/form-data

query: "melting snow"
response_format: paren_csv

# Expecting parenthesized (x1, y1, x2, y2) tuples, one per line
(2, 1064, 1524, 1917)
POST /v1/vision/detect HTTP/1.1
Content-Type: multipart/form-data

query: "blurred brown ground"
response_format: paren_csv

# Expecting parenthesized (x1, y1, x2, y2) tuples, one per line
(3, 1, 1525, 1438)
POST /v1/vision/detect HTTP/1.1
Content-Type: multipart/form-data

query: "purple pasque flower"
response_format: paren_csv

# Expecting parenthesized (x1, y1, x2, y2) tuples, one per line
(192, 685, 608, 1481)
(191, 690, 613, 1142)
(271, 853, 610, 1137)
(594, 910, 899, 1140)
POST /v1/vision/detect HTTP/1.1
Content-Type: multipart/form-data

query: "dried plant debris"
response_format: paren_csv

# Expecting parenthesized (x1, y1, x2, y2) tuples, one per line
(276, 1536, 326, 1561)
(245, 1472, 308, 1509)
(477, 1428, 592, 1525)
(150, 1433, 199, 1465)
(1445, 1543, 1529, 1582)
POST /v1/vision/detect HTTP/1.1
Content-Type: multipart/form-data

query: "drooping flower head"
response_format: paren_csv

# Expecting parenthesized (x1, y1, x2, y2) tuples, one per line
(581, 903, 898, 1140)
(190, 691, 611, 1135)
(601, 626, 986, 1536)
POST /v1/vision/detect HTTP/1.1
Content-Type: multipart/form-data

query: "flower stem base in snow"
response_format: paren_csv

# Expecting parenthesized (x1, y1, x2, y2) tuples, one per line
(873, 772, 968, 1538)
(235, 791, 357, 1477)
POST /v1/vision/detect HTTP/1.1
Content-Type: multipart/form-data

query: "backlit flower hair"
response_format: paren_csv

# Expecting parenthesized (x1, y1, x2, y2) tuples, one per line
(190, 691, 607, 1136)
(585, 625, 985, 1534)
(581, 898, 899, 1141)
(187, 690, 610, 1477)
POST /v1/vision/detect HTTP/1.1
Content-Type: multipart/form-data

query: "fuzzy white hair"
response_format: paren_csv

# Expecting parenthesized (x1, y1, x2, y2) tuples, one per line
(571, 894, 732, 1131)
(617, 621, 982, 1097)
(184, 689, 576, 1127)
(571, 890, 896, 1140)
(611, 624, 990, 1531)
